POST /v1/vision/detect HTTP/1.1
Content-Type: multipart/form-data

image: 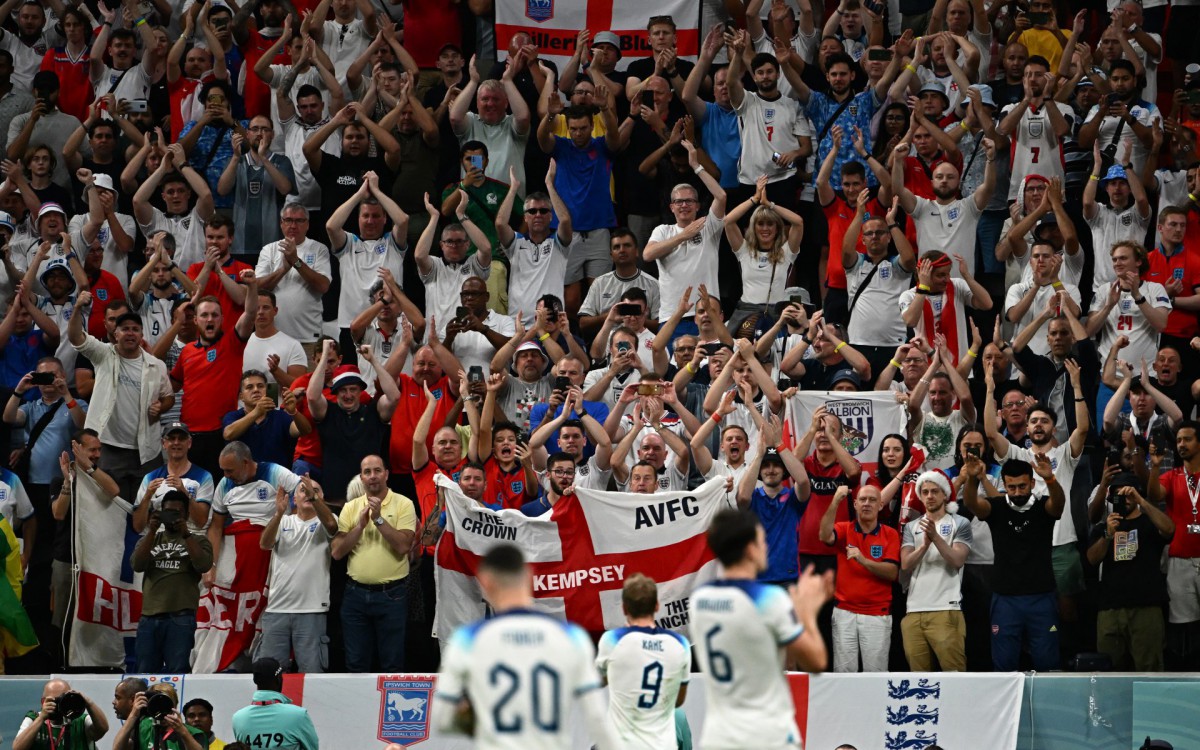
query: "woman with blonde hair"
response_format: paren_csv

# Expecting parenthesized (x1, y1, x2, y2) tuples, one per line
(723, 174, 805, 332)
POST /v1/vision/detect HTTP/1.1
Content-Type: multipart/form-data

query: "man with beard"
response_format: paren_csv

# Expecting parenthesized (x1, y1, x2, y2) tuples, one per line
(1077, 59, 1159, 175)
(907, 342, 977, 470)
(350, 273, 420, 393)
(519, 452, 576, 516)
(963, 453, 1064, 671)
(217, 115, 295, 254)
(892, 136, 997, 279)
(1149, 422, 1200, 669)
(997, 56, 1073, 198)
(985, 361, 1089, 629)
(307, 105, 401, 237)
(988, 42, 1028, 107)
(725, 32, 809, 207)
(487, 322, 554, 431)
(169, 280, 260, 477)
(382, 332, 463, 494)
(129, 233, 197, 348)
(529, 388, 613, 491)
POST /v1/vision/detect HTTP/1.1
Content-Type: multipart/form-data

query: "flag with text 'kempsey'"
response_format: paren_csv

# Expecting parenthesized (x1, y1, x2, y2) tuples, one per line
(69, 470, 142, 669)
(434, 475, 723, 643)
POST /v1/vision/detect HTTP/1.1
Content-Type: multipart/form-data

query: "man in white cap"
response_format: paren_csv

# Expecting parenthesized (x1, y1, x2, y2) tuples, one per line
(900, 469, 972, 671)
(12, 202, 79, 286)
(0, 211, 22, 308)
(488, 331, 554, 432)
(21, 230, 87, 385)
(72, 170, 136, 290)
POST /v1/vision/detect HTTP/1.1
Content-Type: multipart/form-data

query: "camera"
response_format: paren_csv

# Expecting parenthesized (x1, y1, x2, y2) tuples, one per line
(637, 382, 663, 396)
(468, 365, 484, 384)
(30, 371, 54, 386)
(127, 99, 149, 113)
(615, 303, 641, 316)
(145, 691, 175, 720)
(52, 691, 86, 722)
(554, 375, 571, 392)
(159, 508, 182, 530)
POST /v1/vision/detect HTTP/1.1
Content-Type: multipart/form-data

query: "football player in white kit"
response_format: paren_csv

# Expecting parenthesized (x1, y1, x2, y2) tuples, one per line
(596, 573, 692, 750)
(433, 544, 619, 749)
(690, 507, 834, 750)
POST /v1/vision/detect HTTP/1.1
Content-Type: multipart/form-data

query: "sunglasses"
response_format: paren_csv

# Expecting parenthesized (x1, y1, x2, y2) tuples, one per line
(526, 208, 552, 215)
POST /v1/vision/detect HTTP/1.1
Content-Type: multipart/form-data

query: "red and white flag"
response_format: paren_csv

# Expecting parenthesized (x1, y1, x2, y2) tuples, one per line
(191, 520, 271, 673)
(69, 471, 142, 669)
(434, 475, 724, 642)
(494, 0, 699, 71)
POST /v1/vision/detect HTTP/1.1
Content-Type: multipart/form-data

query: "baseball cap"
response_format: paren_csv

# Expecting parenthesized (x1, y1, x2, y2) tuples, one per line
(92, 173, 116, 192)
(1075, 79, 1095, 89)
(1033, 212, 1059, 241)
(760, 447, 786, 467)
(782, 286, 813, 307)
(592, 31, 621, 52)
(0, 211, 15, 233)
(162, 421, 190, 438)
(438, 42, 463, 57)
(251, 657, 284, 687)
(830, 369, 862, 389)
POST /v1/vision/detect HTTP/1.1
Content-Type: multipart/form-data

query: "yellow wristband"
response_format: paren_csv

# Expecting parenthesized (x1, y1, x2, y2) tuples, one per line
(889, 358, 902, 369)
(1090, 175, 1100, 181)
(1051, 281, 1064, 289)
(917, 284, 931, 291)
(537, 332, 550, 342)
(960, 120, 970, 130)
(835, 341, 847, 352)
(685, 362, 697, 374)
(966, 348, 978, 358)
(905, 64, 917, 74)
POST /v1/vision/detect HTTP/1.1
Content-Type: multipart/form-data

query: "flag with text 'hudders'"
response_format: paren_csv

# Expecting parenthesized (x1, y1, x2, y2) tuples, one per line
(434, 475, 724, 643)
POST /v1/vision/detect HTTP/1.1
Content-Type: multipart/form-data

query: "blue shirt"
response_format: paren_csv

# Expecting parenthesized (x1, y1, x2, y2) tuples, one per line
(699, 101, 742, 189)
(19, 398, 87, 485)
(519, 496, 553, 517)
(231, 690, 319, 750)
(222, 408, 296, 468)
(1, 330, 52, 397)
(804, 90, 881, 190)
(551, 135, 615, 231)
(178, 118, 250, 210)
(525, 399, 609, 458)
(751, 485, 806, 582)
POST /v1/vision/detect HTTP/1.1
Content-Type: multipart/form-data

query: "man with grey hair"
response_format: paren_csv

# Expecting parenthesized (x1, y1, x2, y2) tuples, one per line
(449, 55, 531, 188)
(254, 203, 332, 360)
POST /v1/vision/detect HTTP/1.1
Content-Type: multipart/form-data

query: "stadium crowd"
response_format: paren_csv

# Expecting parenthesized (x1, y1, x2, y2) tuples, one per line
(1, 0, 1200, 700)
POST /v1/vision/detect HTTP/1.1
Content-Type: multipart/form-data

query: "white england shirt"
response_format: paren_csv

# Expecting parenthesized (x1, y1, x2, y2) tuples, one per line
(595, 625, 691, 750)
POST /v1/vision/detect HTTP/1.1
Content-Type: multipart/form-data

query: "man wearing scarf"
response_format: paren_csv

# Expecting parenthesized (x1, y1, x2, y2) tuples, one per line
(900, 250, 992, 367)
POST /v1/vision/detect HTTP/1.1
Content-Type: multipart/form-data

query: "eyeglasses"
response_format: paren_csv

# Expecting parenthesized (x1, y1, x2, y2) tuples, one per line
(862, 229, 888, 237)
(525, 208, 552, 215)
(550, 468, 576, 477)
(1002, 402, 1025, 409)
(281, 216, 308, 224)
(901, 357, 926, 364)
(671, 198, 698, 205)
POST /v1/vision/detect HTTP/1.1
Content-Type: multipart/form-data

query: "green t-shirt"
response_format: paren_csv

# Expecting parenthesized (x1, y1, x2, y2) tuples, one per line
(134, 530, 214, 615)
(21, 711, 95, 750)
(440, 177, 523, 256)
(137, 718, 207, 749)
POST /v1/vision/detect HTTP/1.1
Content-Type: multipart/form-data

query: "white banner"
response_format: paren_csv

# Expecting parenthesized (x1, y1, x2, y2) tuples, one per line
(788, 390, 910, 475)
(434, 476, 725, 644)
(48, 671, 1023, 750)
(69, 471, 140, 669)
(804, 672, 1025, 750)
(494, 0, 700, 71)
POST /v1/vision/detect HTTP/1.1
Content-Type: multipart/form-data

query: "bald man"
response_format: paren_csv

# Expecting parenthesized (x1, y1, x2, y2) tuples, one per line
(14, 679, 108, 750)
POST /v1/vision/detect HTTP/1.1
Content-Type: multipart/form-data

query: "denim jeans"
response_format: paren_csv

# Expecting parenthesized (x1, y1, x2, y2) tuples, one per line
(341, 579, 408, 672)
(977, 208, 1009, 275)
(136, 610, 196, 673)
(258, 611, 329, 673)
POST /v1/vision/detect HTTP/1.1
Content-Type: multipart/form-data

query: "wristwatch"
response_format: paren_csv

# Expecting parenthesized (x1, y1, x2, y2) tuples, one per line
(85, 466, 96, 476)
(292, 259, 303, 270)
(372, 516, 386, 527)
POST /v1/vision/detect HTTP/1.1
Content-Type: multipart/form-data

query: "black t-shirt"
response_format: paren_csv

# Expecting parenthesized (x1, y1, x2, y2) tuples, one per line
(625, 56, 695, 86)
(1153, 376, 1196, 422)
(1089, 512, 1171, 610)
(315, 153, 392, 234)
(316, 402, 387, 502)
(986, 495, 1058, 595)
(423, 71, 470, 191)
(987, 78, 1025, 109)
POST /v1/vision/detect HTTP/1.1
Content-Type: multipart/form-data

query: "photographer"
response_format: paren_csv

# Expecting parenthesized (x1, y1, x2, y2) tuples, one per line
(14, 679, 107, 750)
(130, 490, 214, 673)
(111, 683, 205, 750)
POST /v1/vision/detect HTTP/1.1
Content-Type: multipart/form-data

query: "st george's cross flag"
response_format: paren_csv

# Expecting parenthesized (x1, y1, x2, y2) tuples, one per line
(434, 475, 724, 642)
(191, 520, 272, 673)
(494, 0, 699, 71)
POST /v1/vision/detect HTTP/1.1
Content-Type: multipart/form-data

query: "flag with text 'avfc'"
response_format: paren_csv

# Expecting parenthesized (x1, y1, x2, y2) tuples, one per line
(494, 0, 699, 72)
(434, 475, 723, 644)
(787, 390, 909, 475)
(70, 469, 142, 669)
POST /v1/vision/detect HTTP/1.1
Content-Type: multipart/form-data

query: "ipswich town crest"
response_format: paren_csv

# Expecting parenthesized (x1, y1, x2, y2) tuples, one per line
(526, 0, 553, 22)
(377, 674, 436, 745)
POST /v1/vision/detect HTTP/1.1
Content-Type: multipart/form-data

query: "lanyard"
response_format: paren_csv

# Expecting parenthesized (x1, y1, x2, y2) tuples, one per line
(1186, 472, 1199, 519)
(45, 721, 67, 750)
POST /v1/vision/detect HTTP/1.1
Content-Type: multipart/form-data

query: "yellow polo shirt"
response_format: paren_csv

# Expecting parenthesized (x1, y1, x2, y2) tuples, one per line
(1015, 29, 1072, 71)
(338, 491, 418, 584)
